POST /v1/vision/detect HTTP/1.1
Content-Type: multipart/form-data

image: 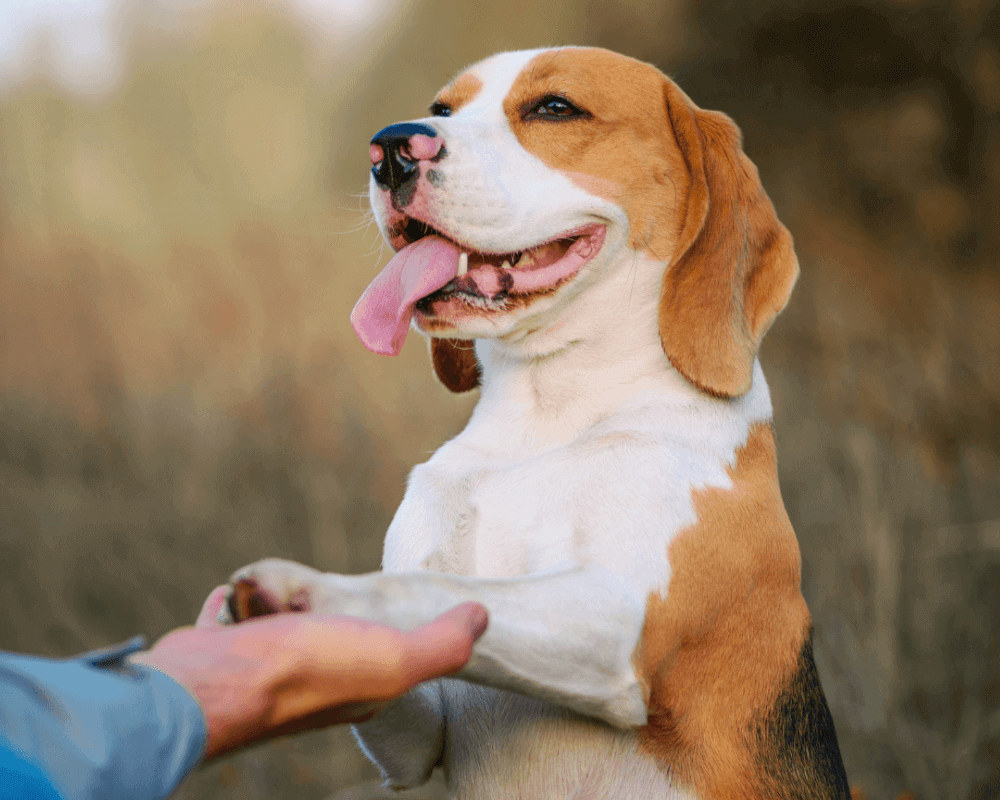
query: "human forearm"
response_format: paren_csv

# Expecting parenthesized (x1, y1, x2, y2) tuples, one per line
(0, 640, 205, 800)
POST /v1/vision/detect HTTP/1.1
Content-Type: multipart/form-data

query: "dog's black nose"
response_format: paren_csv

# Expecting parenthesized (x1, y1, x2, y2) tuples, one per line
(370, 122, 442, 192)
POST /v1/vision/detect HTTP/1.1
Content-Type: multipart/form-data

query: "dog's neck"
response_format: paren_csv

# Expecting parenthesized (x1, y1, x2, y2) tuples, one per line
(459, 248, 741, 452)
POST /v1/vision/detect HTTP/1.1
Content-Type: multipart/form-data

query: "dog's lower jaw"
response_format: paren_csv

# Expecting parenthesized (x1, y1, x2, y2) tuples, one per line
(411, 225, 627, 347)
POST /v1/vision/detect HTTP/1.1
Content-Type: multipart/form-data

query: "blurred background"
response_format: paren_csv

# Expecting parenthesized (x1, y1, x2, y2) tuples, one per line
(0, 0, 997, 797)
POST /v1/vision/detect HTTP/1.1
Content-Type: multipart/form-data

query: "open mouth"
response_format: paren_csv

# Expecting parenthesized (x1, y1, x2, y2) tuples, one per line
(350, 216, 606, 356)
(396, 217, 607, 313)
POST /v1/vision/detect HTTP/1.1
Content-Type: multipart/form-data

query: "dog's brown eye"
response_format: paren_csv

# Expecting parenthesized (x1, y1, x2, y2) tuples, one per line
(525, 95, 588, 120)
(430, 102, 452, 117)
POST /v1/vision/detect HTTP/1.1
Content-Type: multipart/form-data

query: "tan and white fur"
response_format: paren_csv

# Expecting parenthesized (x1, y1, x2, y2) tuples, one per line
(226, 48, 851, 799)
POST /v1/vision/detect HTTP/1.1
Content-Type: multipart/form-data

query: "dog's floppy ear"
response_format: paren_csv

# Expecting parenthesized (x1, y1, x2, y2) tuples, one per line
(431, 338, 481, 393)
(659, 81, 799, 398)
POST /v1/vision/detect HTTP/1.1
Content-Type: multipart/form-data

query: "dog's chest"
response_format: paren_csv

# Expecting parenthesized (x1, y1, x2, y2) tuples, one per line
(380, 397, 749, 590)
(398, 444, 582, 577)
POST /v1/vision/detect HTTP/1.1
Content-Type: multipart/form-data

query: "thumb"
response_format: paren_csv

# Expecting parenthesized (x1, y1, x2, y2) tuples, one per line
(398, 602, 489, 684)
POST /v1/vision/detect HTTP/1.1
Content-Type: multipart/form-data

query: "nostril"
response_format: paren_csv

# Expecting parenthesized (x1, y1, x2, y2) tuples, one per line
(407, 134, 443, 161)
(369, 143, 384, 165)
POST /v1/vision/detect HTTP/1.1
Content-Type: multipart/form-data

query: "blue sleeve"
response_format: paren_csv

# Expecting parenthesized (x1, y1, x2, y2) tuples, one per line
(0, 741, 61, 800)
(0, 637, 207, 800)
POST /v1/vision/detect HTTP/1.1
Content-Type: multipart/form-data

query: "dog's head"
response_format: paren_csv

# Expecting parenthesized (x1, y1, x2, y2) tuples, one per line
(352, 47, 798, 398)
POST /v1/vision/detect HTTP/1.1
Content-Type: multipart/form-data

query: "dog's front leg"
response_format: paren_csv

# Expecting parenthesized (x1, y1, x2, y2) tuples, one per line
(226, 558, 649, 729)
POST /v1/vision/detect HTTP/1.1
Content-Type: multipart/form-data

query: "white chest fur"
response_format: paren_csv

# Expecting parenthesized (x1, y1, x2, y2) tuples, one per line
(383, 361, 774, 591)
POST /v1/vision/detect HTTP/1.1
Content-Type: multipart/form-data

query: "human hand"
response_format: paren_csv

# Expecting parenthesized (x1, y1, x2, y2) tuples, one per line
(134, 586, 488, 759)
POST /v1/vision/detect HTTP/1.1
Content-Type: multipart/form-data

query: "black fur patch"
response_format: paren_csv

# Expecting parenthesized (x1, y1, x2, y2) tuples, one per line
(754, 632, 851, 799)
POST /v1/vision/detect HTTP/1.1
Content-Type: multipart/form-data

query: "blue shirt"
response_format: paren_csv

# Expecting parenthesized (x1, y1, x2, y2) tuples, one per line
(0, 741, 61, 800)
(0, 637, 207, 800)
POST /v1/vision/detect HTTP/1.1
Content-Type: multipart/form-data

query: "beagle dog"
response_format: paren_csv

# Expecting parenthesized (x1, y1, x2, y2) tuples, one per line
(227, 47, 851, 799)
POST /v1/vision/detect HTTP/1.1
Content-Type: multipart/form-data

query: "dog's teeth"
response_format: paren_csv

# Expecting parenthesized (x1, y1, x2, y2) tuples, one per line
(501, 260, 511, 270)
(515, 251, 535, 268)
(457, 252, 468, 277)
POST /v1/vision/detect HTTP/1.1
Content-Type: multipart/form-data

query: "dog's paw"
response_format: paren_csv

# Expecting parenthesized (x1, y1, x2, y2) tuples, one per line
(225, 558, 325, 624)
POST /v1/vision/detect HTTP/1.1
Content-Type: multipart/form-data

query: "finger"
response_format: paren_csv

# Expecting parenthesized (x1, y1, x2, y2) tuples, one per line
(195, 586, 232, 628)
(395, 602, 489, 686)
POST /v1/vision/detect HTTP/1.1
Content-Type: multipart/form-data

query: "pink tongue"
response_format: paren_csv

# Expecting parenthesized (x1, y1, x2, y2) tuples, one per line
(350, 235, 460, 355)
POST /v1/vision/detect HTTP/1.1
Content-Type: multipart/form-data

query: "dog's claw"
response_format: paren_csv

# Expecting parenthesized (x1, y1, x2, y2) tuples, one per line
(228, 577, 285, 622)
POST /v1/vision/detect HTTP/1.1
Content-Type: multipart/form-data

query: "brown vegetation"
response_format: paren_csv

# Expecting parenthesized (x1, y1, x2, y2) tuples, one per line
(1, 1, 997, 797)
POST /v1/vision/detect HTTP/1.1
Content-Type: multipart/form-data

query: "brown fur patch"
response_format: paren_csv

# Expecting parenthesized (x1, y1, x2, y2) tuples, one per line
(435, 73, 483, 114)
(658, 86, 799, 399)
(503, 48, 689, 261)
(502, 47, 798, 399)
(634, 423, 846, 797)
(430, 338, 480, 392)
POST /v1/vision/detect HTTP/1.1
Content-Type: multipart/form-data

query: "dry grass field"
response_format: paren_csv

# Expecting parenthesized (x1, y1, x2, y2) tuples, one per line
(1, 0, 998, 797)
